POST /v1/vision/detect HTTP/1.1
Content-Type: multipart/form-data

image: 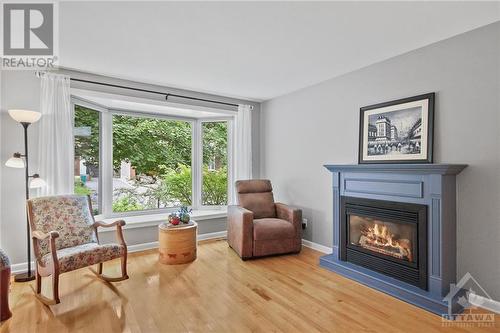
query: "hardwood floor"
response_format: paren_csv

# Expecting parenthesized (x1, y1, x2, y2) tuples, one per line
(1, 239, 498, 333)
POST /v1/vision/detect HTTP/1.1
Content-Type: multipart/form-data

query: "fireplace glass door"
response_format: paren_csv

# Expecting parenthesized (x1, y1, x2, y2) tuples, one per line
(340, 196, 427, 289)
(348, 215, 417, 265)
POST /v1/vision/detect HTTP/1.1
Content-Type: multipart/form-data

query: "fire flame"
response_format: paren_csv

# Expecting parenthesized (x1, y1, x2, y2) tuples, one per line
(371, 223, 396, 247)
(359, 221, 413, 261)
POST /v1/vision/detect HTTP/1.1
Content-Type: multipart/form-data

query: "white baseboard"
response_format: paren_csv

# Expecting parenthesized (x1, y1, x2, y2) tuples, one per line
(128, 234, 325, 254)
(302, 239, 333, 254)
(10, 262, 35, 274)
(197, 230, 227, 241)
(469, 294, 500, 314)
(10, 231, 229, 274)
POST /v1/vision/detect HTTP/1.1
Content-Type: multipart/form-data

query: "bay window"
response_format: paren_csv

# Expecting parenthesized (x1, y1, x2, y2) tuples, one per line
(72, 97, 233, 218)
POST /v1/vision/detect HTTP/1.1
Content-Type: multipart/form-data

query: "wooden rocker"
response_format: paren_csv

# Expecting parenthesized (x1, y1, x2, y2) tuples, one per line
(27, 195, 129, 305)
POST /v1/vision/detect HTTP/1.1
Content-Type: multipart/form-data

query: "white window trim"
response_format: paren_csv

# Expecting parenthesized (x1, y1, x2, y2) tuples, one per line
(72, 95, 234, 222)
(98, 209, 228, 232)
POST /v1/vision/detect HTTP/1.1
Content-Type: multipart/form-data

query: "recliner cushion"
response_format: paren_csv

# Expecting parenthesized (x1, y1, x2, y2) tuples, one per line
(253, 218, 295, 241)
(236, 179, 273, 194)
(239, 192, 276, 219)
(253, 238, 301, 257)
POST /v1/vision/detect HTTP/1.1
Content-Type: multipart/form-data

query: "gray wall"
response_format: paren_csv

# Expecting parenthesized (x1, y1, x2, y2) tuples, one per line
(0, 71, 42, 265)
(261, 22, 500, 298)
(0, 70, 257, 265)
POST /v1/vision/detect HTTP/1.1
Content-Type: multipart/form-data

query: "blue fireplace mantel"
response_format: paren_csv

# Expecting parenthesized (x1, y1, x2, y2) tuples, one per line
(320, 163, 467, 315)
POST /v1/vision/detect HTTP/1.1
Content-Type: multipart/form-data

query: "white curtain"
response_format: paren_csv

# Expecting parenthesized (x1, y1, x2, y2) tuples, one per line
(231, 104, 253, 204)
(37, 73, 74, 196)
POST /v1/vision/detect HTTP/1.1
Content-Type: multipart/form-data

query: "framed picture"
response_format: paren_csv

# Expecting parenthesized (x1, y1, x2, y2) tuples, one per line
(358, 93, 435, 164)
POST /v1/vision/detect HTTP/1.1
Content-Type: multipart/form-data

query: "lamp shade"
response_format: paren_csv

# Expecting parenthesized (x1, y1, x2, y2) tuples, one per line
(8, 109, 42, 124)
(29, 175, 46, 189)
(5, 153, 25, 168)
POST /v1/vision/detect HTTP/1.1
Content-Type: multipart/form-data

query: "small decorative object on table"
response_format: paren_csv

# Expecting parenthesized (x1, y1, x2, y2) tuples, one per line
(167, 206, 193, 227)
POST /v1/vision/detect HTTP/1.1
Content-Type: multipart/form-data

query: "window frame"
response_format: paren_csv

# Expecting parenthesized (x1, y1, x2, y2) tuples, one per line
(72, 96, 234, 219)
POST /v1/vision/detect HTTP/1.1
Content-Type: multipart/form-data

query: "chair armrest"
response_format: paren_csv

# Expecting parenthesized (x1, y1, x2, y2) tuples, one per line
(93, 220, 126, 228)
(227, 205, 254, 259)
(93, 220, 127, 246)
(32, 230, 59, 240)
(32, 230, 60, 271)
(275, 203, 302, 238)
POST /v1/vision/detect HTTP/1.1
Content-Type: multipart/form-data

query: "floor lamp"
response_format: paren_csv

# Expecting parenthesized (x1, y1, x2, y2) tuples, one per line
(5, 109, 46, 282)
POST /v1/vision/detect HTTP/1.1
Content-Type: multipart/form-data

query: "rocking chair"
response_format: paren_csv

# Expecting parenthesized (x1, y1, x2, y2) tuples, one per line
(27, 195, 128, 305)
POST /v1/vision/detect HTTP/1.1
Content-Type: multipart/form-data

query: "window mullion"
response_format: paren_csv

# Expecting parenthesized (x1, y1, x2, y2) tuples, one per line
(101, 111, 113, 217)
(192, 120, 202, 210)
(227, 118, 235, 205)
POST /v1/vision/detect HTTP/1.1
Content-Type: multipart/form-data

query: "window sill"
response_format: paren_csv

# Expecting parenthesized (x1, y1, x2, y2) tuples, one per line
(97, 209, 228, 232)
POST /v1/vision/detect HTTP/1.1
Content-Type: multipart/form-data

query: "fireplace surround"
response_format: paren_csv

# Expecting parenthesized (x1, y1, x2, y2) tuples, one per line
(321, 164, 466, 315)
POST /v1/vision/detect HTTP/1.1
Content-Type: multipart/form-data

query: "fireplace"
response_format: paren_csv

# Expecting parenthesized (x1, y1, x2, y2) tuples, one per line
(340, 196, 427, 290)
(322, 164, 466, 314)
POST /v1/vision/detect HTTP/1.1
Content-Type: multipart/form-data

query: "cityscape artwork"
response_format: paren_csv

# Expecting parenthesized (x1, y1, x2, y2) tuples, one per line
(359, 93, 434, 164)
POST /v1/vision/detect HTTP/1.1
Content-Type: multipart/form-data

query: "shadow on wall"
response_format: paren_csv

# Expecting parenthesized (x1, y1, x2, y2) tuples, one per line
(292, 205, 329, 244)
(272, 178, 331, 245)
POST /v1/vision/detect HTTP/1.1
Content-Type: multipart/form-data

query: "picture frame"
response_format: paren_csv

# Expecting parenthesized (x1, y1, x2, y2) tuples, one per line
(358, 93, 435, 164)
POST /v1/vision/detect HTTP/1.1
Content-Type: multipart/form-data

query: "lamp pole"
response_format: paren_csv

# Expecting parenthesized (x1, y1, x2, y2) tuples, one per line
(5, 110, 44, 282)
(14, 122, 36, 282)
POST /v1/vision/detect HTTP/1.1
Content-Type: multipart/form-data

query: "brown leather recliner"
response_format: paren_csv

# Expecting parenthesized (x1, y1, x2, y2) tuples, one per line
(227, 179, 302, 259)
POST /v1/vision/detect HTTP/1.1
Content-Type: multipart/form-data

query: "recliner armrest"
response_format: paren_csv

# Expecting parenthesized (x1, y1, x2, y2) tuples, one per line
(227, 205, 254, 259)
(275, 203, 302, 238)
(228, 205, 253, 220)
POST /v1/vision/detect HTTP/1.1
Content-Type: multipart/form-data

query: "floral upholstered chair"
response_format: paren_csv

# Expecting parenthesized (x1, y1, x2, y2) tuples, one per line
(27, 195, 128, 304)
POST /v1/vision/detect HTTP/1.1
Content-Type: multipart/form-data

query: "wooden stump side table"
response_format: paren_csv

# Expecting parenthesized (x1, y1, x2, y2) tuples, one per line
(158, 221, 197, 265)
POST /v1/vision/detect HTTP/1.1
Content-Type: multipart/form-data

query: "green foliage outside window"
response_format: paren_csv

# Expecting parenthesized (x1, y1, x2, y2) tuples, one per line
(158, 164, 193, 206)
(112, 195, 144, 212)
(74, 106, 100, 172)
(202, 122, 228, 167)
(74, 177, 92, 196)
(112, 115, 192, 177)
(201, 166, 228, 205)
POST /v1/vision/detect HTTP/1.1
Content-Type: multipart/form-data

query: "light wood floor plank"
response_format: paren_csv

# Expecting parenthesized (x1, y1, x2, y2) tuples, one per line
(1, 239, 498, 333)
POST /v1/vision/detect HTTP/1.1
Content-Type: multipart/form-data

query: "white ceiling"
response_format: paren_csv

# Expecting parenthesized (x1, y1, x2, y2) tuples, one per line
(59, 1, 500, 101)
